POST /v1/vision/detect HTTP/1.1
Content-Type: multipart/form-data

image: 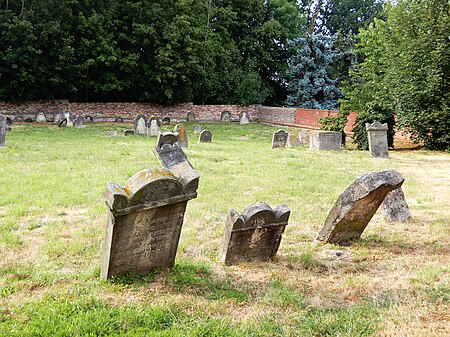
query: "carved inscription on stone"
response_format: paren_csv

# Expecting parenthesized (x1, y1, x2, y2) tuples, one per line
(271, 129, 288, 149)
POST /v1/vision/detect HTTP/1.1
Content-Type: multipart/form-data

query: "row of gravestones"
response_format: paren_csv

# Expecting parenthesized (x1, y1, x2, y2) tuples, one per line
(101, 131, 410, 279)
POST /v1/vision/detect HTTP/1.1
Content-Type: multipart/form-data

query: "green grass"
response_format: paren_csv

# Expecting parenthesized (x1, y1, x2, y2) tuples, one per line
(1, 122, 449, 336)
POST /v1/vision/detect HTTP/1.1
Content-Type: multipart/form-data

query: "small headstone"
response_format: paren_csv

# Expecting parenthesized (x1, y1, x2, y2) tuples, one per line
(86, 115, 94, 123)
(58, 119, 68, 128)
(75, 116, 86, 128)
(64, 112, 73, 127)
(162, 117, 171, 125)
(0, 114, 6, 147)
(35, 112, 46, 123)
(173, 124, 188, 148)
(101, 167, 198, 279)
(219, 202, 290, 265)
(105, 131, 118, 137)
(366, 122, 389, 158)
(114, 117, 124, 123)
(239, 111, 250, 125)
(383, 187, 411, 222)
(316, 170, 405, 245)
(6, 117, 12, 131)
(199, 130, 212, 143)
(299, 129, 310, 145)
(221, 111, 231, 122)
(147, 117, 161, 137)
(271, 129, 288, 149)
(287, 134, 302, 147)
(186, 112, 196, 122)
(309, 131, 342, 151)
(133, 114, 148, 135)
(193, 124, 202, 134)
(124, 129, 135, 136)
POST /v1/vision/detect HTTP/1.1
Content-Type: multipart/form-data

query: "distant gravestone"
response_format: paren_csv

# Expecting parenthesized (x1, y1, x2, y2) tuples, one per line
(75, 116, 86, 128)
(366, 122, 389, 158)
(239, 111, 250, 125)
(86, 116, 94, 123)
(383, 187, 411, 222)
(287, 133, 302, 147)
(162, 117, 171, 125)
(115, 117, 124, 123)
(199, 130, 212, 143)
(187, 112, 196, 122)
(64, 112, 73, 127)
(309, 131, 342, 151)
(173, 124, 188, 148)
(6, 117, 12, 131)
(35, 112, 46, 123)
(221, 111, 231, 122)
(0, 114, 5, 147)
(271, 129, 288, 149)
(193, 124, 202, 134)
(105, 131, 118, 137)
(316, 170, 405, 245)
(54, 112, 62, 124)
(134, 114, 148, 135)
(15, 116, 24, 122)
(219, 202, 290, 265)
(101, 167, 198, 279)
(24, 118, 33, 123)
(124, 129, 135, 136)
(153, 132, 200, 194)
(58, 119, 68, 128)
(147, 117, 161, 137)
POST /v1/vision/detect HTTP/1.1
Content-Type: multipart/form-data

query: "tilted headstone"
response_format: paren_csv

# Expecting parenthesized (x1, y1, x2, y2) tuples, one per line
(0, 114, 6, 147)
(316, 170, 404, 245)
(382, 187, 411, 222)
(101, 167, 198, 279)
(6, 117, 12, 131)
(124, 129, 135, 136)
(186, 112, 196, 122)
(75, 116, 86, 128)
(58, 119, 68, 128)
(366, 122, 389, 158)
(193, 124, 202, 134)
(35, 112, 46, 123)
(309, 131, 342, 151)
(147, 117, 161, 137)
(199, 130, 212, 143)
(221, 111, 231, 122)
(162, 117, 171, 125)
(173, 124, 188, 148)
(219, 202, 290, 265)
(239, 111, 250, 125)
(153, 132, 199, 194)
(133, 114, 148, 135)
(287, 133, 302, 147)
(271, 129, 288, 149)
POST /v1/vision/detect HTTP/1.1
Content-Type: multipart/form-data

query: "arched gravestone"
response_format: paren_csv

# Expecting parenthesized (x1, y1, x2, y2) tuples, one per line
(219, 202, 290, 265)
(153, 132, 200, 194)
(199, 130, 212, 143)
(221, 111, 231, 122)
(162, 117, 171, 125)
(101, 167, 198, 279)
(147, 117, 161, 137)
(186, 112, 196, 122)
(0, 114, 6, 147)
(35, 112, 46, 123)
(271, 129, 288, 149)
(114, 117, 124, 123)
(173, 124, 188, 147)
(239, 111, 250, 125)
(75, 116, 86, 128)
(316, 170, 404, 245)
(133, 114, 148, 135)
(6, 117, 12, 131)
(86, 115, 94, 123)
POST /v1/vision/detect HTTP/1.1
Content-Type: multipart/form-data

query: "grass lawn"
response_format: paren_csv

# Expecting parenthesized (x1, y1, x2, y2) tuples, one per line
(0, 122, 449, 336)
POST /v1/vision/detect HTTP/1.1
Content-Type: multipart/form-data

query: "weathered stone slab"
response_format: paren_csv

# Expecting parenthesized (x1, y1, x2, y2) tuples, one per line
(187, 112, 196, 122)
(173, 124, 188, 148)
(287, 133, 302, 147)
(148, 117, 161, 137)
(105, 131, 118, 137)
(239, 111, 249, 125)
(6, 117, 12, 131)
(35, 112, 46, 123)
(316, 170, 405, 244)
(221, 111, 231, 122)
(133, 114, 148, 135)
(272, 129, 288, 149)
(0, 114, 5, 147)
(366, 122, 389, 158)
(124, 129, 135, 136)
(153, 132, 199, 194)
(383, 187, 411, 222)
(75, 116, 86, 128)
(101, 168, 198, 279)
(162, 117, 170, 125)
(219, 202, 290, 265)
(310, 131, 342, 151)
(193, 124, 202, 134)
(199, 130, 212, 143)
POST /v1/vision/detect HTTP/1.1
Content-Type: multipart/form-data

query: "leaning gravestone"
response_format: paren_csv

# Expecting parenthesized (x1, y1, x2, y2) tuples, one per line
(287, 133, 302, 147)
(239, 111, 250, 125)
(6, 117, 12, 131)
(271, 129, 288, 149)
(133, 114, 148, 135)
(153, 132, 200, 194)
(0, 114, 6, 147)
(199, 130, 212, 143)
(193, 124, 202, 134)
(173, 124, 188, 148)
(147, 117, 161, 137)
(35, 112, 46, 123)
(101, 167, 198, 279)
(219, 202, 290, 265)
(310, 131, 342, 151)
(221, 111, 231, 122)
(187, 112, 196, 122)
(316, 170, 405, 245)
(75, 116, 86, 128)
(366, 122, 389, 158)
(382, 187, 411, 222)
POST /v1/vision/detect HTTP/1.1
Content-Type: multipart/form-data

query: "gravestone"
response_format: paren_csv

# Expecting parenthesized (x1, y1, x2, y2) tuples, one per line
(199, 130, 212, 143)
(147, 117, 161, 137)
(64, 112, 73, 127)
(115, 117, 124, 123)
(101, 167, 198, 279)
(15, 116, 24, 122)
(133, 114, 148, 135)
(239, 111, 250, 125)
(6, 117, 12, 131)
(186, 112, 196, 122)
(271, 129, 288, 149)
(309, 131, 342, 151)
(153, 132, 200, 194)
(366, 122, 389, 158)
(316, 170, 405, 245)
(383, 187, 411, 222)
(54, 112, 62, 124)
(0, 114, 5, 147)
(86, 116, 94, 123)
(124, 129, 135, 136)
(58, 119, 68, 128)
(162, 117, 171, 125)
(105, 131, 118, 137)
(173, 124, 188, 148)
(75, 116, 86, 128)
(35, 112, 46, 123)
(24, 118, 33, 123)
(287, 133, 302, 147)
(221, 111, 231, 122)
(219, 202, 290, 265)
(193, 124, 202, 134)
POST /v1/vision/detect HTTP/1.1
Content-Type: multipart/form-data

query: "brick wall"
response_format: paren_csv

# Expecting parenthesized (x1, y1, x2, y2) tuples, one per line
(258, 106, 296, 126)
